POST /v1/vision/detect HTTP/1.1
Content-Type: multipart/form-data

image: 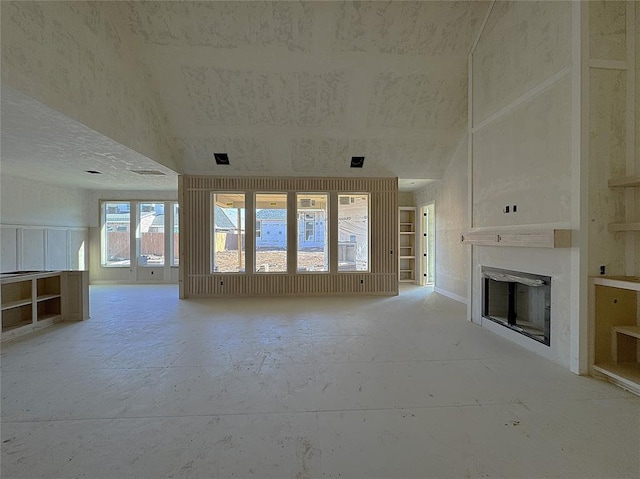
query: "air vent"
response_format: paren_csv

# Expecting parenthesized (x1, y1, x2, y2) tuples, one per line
(214, 153, 230, 165)
(86, 170, 102, 174)
(339, 196, 350, 205)
(350, 156, 365, 168)
(130, 170, 166, 176)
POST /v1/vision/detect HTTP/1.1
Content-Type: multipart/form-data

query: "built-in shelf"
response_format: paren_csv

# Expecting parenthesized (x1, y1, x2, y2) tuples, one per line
(608, 223, 640, 232)
(1, 299, 33, 311)
(1, 270, 89, 341)
(461, 229, 572, 248)
(590, 276, 640, 397)
(608, 176, 640, 188)
(398, 207, 418, 284)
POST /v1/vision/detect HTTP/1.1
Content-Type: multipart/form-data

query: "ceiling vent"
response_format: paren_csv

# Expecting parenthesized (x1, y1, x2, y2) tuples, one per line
(130, 170, 166, 176)
(350, 156, 365, 168)
(214, 153, 230, 165)
(85, 170, 102, 174)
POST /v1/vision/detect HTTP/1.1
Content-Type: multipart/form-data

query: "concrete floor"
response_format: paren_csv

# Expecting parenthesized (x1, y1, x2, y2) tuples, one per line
(1, 285, 639, 478)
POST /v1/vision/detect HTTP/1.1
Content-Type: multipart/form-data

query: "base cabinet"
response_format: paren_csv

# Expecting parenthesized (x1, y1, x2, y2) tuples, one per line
(1, 271, 89, 341)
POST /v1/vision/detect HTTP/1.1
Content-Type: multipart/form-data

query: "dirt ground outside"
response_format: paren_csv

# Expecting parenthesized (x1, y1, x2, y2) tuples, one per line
(215, 249, 327, 272)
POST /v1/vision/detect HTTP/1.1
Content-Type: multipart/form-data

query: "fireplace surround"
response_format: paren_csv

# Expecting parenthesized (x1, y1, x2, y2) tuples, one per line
(482, 267, 551, 346)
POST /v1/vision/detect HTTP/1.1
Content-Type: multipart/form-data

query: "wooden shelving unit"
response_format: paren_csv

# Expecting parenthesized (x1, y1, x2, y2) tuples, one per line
(398, 207, 417, 283)
(590, 276, 640, 396)
(1, 271, 89, 341)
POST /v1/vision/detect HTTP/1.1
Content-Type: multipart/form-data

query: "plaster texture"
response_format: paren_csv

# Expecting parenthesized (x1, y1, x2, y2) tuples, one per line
(415, 137, 469, 301)
(473, 76, 573, 228)
(0, 1, 176, 174)
(589, 0, 627, 62)
(472, 1, 571, 125)
(1, 285, 638, 478)
(0, 175, 90, 272)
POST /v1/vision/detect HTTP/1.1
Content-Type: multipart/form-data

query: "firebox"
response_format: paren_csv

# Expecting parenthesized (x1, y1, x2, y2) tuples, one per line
(482, 267, 551, 346)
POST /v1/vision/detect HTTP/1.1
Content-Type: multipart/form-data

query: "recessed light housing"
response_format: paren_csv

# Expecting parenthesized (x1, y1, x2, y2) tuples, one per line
(350, 156, 365, 168)
(214, 153, 230, 165)
(86, 170, 102, 174)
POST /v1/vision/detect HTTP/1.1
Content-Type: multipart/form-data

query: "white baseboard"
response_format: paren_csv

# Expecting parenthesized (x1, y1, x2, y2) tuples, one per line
(434, 287, 467, 304)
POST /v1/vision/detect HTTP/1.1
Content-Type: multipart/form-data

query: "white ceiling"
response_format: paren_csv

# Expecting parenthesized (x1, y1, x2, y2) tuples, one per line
(0, 1, 489, 191)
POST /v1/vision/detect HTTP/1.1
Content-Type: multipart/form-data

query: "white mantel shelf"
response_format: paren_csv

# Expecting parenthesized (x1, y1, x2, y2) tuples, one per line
(460, 229, 572, 248)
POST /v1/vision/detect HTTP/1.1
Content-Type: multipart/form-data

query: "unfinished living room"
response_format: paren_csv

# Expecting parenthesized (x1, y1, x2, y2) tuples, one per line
(1, 1, 639, 478)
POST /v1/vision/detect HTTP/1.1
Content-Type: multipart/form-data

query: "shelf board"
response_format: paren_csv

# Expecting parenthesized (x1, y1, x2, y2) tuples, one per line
(613, 325, 640, 340)
(400, 256, 415, 259)
(36, 313, 62, 323)
(608, 176, 640, 188)
(593, 362, 640, 395)
(608, 223, 640, 232)
(1, 298, 32, 311)
(36, 294, 61, 302)
(2, 320, 33, 333)
(399, 231, 415, 235)
(592, 276, 640, 291)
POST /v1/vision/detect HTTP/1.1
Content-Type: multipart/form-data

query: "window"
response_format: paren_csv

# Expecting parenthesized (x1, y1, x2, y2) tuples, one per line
(255, 193, 287, 273)
(138, 203, 165, 266)
(212, 193, 245, 273)
(297, 193, 328, 272)
(102, 202, 130, 266)
(172, 202, 179, 266)
(338, 194, 369, 271)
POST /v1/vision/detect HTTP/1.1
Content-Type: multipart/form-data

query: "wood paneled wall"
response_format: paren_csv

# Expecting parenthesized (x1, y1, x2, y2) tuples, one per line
(179, 176, 398, 297)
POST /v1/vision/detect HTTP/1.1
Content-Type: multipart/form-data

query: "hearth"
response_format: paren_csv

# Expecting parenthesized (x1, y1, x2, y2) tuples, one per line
(482, 267, 551, 346)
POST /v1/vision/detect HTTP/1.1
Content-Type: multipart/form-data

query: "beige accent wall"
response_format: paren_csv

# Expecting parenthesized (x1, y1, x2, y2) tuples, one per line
(415, 137, 469, 302)
(180, 176, 398, 297)
(0, 1, 176, 172)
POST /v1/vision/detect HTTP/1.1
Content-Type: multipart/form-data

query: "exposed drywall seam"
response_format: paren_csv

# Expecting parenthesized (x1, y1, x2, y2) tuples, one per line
(471, 66, 572, 135)
(589, 59, 628, 70)
(470, 0, 496, 55)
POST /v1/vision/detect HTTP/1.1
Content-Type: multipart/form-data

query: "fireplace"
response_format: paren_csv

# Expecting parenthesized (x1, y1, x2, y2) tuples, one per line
(482, 267, 551, 346)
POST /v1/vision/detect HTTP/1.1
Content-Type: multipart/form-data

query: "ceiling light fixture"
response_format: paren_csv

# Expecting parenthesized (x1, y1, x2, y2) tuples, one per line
(85, 170, 102, 174)
(214, 153, 230, 165)
(350, 156, 365, 168)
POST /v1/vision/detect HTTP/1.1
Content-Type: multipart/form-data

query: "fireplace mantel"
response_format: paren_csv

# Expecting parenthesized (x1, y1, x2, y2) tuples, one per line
(461, 228, 572, 248)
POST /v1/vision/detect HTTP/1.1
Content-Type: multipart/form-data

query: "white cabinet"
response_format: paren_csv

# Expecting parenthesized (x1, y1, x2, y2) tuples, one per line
(398, 207, 417, 283)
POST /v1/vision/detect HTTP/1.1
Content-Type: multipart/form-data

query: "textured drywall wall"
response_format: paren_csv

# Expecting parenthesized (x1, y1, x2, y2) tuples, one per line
(588, 1, 635, 276)
(472, 1, 571, 125)
(0, 175, 90, 227)
(0, 175, 90, 272)
(1, 1, 176, 172)
(473, 76, 573, 227)
(398, 192, 415, 207)
(588, 68, 627, 275)
(415, 137, 468, 301)
(470, 1, 576, 370)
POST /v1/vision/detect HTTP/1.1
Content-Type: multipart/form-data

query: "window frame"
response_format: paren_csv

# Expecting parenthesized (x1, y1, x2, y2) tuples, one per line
(337, 192, 371, 273)
(296, 192, 329, 274)
(101, 201, 132, 268)
(211, 192, 246, 274)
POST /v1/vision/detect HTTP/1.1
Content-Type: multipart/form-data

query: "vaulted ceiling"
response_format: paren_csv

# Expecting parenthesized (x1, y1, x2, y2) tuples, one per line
(1, 1, 489, 190)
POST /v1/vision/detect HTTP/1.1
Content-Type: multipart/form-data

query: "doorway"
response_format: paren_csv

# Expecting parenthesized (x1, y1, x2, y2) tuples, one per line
(421, 203, 435, 285)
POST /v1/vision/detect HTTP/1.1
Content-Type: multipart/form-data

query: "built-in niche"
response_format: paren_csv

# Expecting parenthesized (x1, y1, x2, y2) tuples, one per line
(482, 267, 551, 346)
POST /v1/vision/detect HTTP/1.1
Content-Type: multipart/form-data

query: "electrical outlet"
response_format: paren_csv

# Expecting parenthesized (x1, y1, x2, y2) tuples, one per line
(219, 281, 224, 286)
(513, 205, 517, 213)
(504, 205, 510, 213)
(600, 265, 606, 275)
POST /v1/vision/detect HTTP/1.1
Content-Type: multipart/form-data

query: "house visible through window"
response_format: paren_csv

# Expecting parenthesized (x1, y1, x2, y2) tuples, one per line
(212, 193, 245, 273)
(138, 203, 164, 266)
(255, 193, 287, 273)
(338, 194, 370, 271)
(297, 193, 328, 272)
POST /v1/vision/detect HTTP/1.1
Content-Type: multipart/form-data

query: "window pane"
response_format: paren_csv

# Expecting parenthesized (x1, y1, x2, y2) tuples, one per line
(213, 193, 245, 273)
(338, 194, 369, 271)
(103, 202, 130, 266)
(297, 193, 328, 272)
(139, 203, 165, 266)
(255, 193, 287, 272)
(172, 203, 179, 266)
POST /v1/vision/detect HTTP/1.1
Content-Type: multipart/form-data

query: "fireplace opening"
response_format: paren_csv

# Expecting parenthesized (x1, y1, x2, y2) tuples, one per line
(482, 267, 551, 346)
